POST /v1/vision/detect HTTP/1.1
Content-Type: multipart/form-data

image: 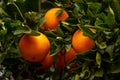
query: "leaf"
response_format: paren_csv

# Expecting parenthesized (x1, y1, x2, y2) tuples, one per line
(104, 6, 115, 26)
(13, 25, 31, 35)
(105, 45, 114, 58)
(110, 63, 120, 74)
(44, 30, 57, 38)
(10, 20, 22, 28)
(78, 25, 95, 39)
(39, 17, 46, 26)
(96, 52, 101, 68)
(30, 30, 40, 36)
(80, 67, 90, 79)
(0, 52, 7, 64)
(110, 0, 120, 21)
(74, 3, 88, 16)
(87, 2, 102, 14)
(94, 69, 103, 77)
(55, 9, 63, 17)
(74, 74, 80, 80)
(0, 8, 8, 17)
(50, 42, 63, 56)
(96, 41, 107, 49)
(56, 25, 64, 37)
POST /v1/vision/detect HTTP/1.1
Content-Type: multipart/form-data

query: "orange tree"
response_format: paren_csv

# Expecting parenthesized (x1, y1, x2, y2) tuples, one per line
(0, 0, 120, 80)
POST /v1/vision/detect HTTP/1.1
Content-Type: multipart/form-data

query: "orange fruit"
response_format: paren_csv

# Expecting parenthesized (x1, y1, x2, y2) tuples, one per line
(34, 52, 53, 72)
(56, 48, 77, 70)
(19, 32, 50, 62)
(40, 52, 53, 70)
(43, 8, 69, 30)
(72, 29, 94, 53)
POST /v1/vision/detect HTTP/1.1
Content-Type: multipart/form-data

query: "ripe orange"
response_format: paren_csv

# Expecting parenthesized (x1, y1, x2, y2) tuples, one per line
(56, 48, 77, 70)
(19, 32, 50, 62)
(72, 29, 94, 53)
(40, 52, 53, 70)
(43, 8, 69, 30)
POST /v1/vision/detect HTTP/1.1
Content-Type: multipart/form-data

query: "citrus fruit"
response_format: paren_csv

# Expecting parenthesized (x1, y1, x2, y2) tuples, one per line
(72, 29, 94, 53)
(19, 32, 50, 62)
(43, 8, 69, 30)
(40, 52, 53, 70)
(56, 48, 77, 70)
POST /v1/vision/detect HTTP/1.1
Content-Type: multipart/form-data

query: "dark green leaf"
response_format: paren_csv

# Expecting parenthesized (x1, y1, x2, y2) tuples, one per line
(78, 25, 95, 39)
(39, 17, 46, 26)
(110, 63, 120, 74)
(13, 25, 31, 35)
(87, 2, 102, 14)
(110, 0, 120, 22)
(105, 45, 114, 58)
(44, 30, 57, 38)
(0, 52, 7, 64)
(50, 41, 63, 56)
(105, 6, 115, 26)
(56, 25, 64, 37)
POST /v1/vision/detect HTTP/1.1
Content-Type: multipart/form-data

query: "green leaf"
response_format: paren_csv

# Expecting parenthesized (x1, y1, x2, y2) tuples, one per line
(10, 20, 22, 28)
(39, 17, 46, 27)
(75, 3, 88, 15)
(110, 63, 120, 74)
(0, 8, 8, 17)
(96, 52, 102, 68)
(105, 45, 114, 59)
(13, 25, 31, 35)
(78, 25, 95, 39)
(104, 6, 115, 26)
(96, 41, 107, 49)
(50, 41, 63, 56)
(74, 74, 80, 80)
(94, 69, 103, 77)
(87, 2, 102, 14)
(44, 30, 57, 38)
(110, 0, 120, 21)
(30, 30, 40, 36)
(0, 24, 7, 36)
(55, 9, 63, 16)
(0, 52, 7, 64)
(56, 25, 64, 37)
(80, 67, 90, 79)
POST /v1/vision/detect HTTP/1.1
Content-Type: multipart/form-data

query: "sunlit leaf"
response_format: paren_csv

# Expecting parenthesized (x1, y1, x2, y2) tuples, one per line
(94, 69, 103, 77)
(96, 52, 101, 68)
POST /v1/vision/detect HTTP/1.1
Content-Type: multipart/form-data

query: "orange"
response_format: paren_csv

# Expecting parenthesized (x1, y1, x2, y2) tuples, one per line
(72, 29, 94, 53)
(40, 52, 53, 70)
(19, 32, 50, 62)
(56, 48, 77, 70)
(43, 8, 69, 30)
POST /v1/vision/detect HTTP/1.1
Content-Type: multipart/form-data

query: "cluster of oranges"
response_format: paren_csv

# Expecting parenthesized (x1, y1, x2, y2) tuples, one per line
(18, 8, 94, 71)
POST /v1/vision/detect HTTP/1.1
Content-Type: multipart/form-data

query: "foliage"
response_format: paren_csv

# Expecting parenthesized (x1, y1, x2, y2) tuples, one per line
(0, 0, 120, 80)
